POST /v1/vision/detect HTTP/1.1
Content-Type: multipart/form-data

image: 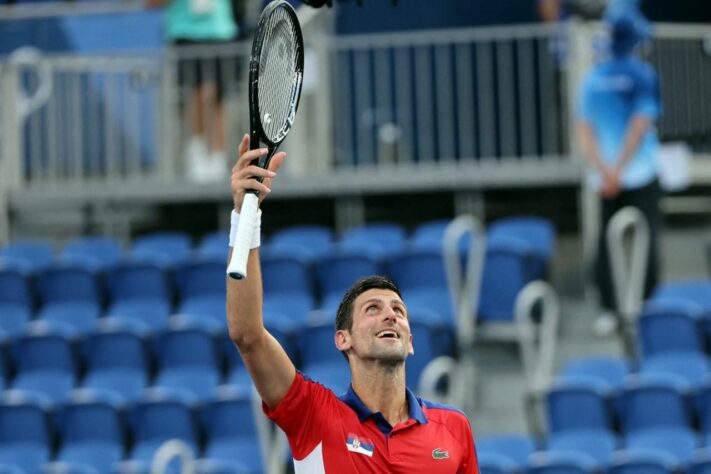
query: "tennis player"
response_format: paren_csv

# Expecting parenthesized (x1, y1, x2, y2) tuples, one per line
(227, 134, 478, 473)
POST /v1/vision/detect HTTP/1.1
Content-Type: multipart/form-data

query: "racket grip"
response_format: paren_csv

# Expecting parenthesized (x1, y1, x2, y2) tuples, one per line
(227, 193, 259, 280)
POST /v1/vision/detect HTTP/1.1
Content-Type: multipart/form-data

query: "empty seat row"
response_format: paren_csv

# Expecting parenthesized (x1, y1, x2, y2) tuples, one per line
(0, 387, 262, 474)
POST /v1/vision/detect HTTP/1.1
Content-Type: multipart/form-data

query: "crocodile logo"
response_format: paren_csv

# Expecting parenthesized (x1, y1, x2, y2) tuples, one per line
(432, 448, 449, 460)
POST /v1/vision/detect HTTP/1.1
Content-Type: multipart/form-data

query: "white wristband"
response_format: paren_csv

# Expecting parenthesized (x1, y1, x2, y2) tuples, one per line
(229, 209, 261, 249)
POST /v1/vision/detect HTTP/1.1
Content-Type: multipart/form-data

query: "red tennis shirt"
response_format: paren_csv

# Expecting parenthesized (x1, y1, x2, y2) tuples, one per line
(263, 372, 479, 473)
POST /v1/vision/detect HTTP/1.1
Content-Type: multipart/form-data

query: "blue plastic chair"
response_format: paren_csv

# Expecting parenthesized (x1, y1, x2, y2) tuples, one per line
(152, 326, 220, 405)
(478, 236, 536, 324)
(197, 230, 230, 259)
(316, 248, 382, 312)
(608, 448, 681, 474)
(80, 326, 148, 405)
(261, 250, 315, 327)
(619, 376, 698, 463)
(299, 320, 350, 395)
(60, 236, 122, 270)
(125, 394, 198, 472)
(526, 450, 598, 473)
(35, 262, 102, 337)
(339, 222, 406, 256)
(637, 302, 709, 387)
(200, 390, 263, 473)
(0, 392, 51, 473)
(10, 329, 77, 406)
(0, 239, 53, 273)
(558, 355, 631, 392)
(0, 266, 33, 337)
(129, 231, 192, 267)
(650, 279, 711, 341)
(106, 260, 172, 333)
(544, 379, 617, 464)
(476, 433, 537, 468)
(487, 215, 555, 281)
(53, 395, 125, 473)
(268, 225, 334, 262)
(174, 256, 227, 332)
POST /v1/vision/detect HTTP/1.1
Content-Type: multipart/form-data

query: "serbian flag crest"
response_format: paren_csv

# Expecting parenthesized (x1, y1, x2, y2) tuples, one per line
(346, 433, 375, 457)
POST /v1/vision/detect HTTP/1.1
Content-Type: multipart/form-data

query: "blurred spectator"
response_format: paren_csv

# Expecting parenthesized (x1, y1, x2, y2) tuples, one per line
(147, 0, 238, 182)
(576, 9, 661, 335)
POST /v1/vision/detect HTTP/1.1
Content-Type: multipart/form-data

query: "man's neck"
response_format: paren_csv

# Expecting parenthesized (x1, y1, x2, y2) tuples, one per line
(350, 362, 409, 428)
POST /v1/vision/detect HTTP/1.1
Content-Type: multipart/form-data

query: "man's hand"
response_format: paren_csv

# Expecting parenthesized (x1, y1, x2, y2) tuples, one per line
(231, 134, 287, 212)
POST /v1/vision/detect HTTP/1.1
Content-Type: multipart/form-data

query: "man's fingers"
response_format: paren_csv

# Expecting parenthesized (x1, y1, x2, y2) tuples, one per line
(234, 165, 276, 181)
(237, 134, 250, 159)
(268, 152, 287, 173)
(237, 178, 271, 195)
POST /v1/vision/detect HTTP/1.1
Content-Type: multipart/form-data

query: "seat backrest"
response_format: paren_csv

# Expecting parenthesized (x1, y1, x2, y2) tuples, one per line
(638, 304, 705, 357)
(0, 399, 49, 445)
(57, 399, 123, 444)
(546, 382, 613, 433)
(155, 327, 218, 370)
(340, 222, 406, 255)
(83, 328, 147, 371)
(269, 225, 333, 259)
(386, 248, 447, 292)
(130, 231, 192, 265)
(202, 394, 256, 440)
(0, 268, 32, 307)
(559, 356, 631, 391)
(620, 379, 691, 433)
(37, 264, 100, 305)
(261, 253, 313, 296)
(475, 434, 536, 466)
(130, 398, 197, 445)
(174, 258, 226, 299)
(107, 261, 170, 301)
(0, 240, 54, 272)
(299, 321, 343, 367)
(14, 332, 75, 373)
(61, 236, 122, 269)
(316, 250, 381, 299)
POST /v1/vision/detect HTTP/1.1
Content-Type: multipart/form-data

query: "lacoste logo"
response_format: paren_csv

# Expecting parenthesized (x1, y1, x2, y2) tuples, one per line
(432, 448, 449, 460)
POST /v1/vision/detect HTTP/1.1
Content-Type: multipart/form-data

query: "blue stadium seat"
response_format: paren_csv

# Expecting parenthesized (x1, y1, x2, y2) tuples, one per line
(487, 215, 555, 280)
(10, 328, 77, 405)
(174, 256, 227, 332)
(261, 250, 315, 328)
(129, 231, 192, 267)
(316, 248, 382, 312)
(52, 394, 124, 473)
(299, 320, 350, 395)
(619, 376, 698, 463)
(268, 225, 334, 262)
(608, 448, 681, 474)
(60, 236, 122, 271)
(196, 230, 230, 259)
(527, 450, 598, 473)
(339, 222, 406, 256)
(475, 433, 536, 469)
(386, 248, 454, 327)
(0, 239, 54, 273)
(124, 395, 198, 472)
(106, 261, 172, 333)
(650, 279, 711, 340)
(478, 452, 518, 474)
(637, 302, 709, 386)
(544, 380, 617, 464)
(406, 319, 439, 392)
(477, 236, 535, 324)
(152, 325, 220, 405)
(410, 219, 451, 251)
(0, 266, 33, 337)
(558, 355, 631, 392)
(0, 392, 51, 473)
(36, 262, 102, 337)
(199, 389, 263, 473)
(697, 384, 711, 448)
(80, 326, 148, 405)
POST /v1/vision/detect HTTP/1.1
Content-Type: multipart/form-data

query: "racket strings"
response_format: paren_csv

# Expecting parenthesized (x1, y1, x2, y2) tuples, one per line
(258, 7, 301, 143)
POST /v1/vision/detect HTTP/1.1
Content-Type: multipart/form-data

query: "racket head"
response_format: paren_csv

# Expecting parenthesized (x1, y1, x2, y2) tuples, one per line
(248, 0, 304, 157)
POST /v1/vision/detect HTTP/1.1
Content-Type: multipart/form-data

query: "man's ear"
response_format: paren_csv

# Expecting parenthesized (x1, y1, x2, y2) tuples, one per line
(407, 333, 414, 356)
(335, 329, 351, 352)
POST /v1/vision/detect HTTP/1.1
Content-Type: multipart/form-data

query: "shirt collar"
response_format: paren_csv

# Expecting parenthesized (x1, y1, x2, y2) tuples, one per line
(340, 384, 428, 425)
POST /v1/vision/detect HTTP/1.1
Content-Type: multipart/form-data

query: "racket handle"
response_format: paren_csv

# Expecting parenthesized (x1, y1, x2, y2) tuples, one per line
(227, 193, 259, 280)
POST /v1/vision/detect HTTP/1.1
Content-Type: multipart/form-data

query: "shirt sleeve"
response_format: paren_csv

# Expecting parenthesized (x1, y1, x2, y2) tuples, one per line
(458, 417, 479, 473)
(262, 372, 334, 460)
(633, 68, 661, 119)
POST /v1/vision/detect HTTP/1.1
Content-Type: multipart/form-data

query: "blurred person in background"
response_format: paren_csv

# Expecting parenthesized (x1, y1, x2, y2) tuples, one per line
(576, 9, 662, 335)
(147, 0, 237, 182)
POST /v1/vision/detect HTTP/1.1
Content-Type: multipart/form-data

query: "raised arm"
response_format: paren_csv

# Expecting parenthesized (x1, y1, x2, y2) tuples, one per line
(227, 134, 295, 409)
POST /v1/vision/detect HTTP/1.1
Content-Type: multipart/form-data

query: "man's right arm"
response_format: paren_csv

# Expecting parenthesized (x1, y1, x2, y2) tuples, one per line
(227, 134, 295, 410)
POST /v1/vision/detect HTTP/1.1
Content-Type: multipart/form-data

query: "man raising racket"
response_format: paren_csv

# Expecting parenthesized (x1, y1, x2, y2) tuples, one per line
(227, 133, 478, 473)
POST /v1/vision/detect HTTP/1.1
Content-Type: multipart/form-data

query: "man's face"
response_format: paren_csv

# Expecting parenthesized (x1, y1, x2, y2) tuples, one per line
(336, 288, 414, 365)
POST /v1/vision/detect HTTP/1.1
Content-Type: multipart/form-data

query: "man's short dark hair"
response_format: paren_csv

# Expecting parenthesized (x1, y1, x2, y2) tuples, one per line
(335, 275, 402, 332)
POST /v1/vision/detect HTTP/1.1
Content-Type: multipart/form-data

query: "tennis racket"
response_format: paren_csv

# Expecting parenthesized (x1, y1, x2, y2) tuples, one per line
(227, 0, 304, 280)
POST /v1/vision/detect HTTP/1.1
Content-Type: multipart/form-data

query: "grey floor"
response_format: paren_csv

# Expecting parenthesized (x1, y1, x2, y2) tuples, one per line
(470, 224, 711, 438)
